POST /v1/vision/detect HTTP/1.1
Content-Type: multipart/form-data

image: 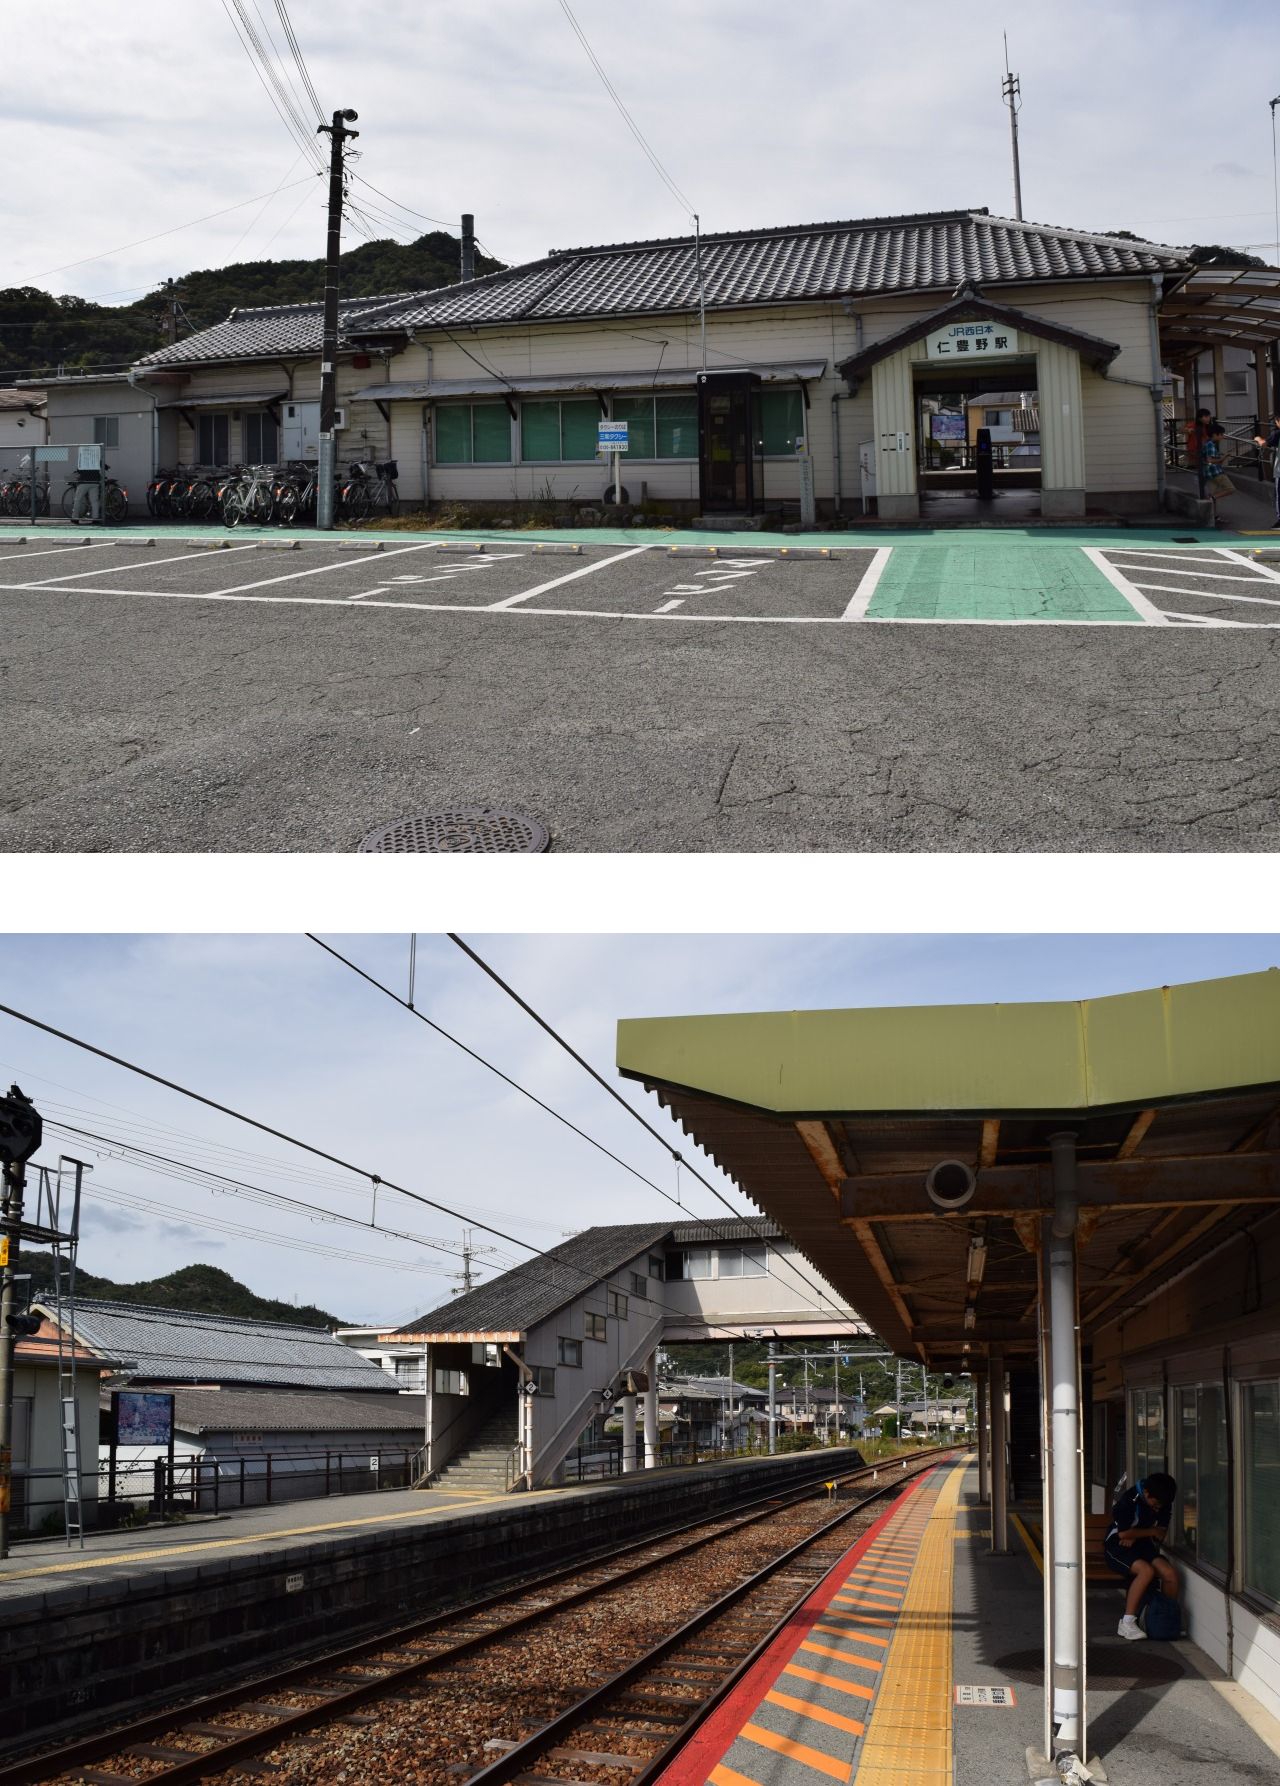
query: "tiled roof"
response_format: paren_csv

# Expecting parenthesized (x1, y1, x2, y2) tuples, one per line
(134, 291, 422, 370)
(129, 211, 1190, 372)
(0, 388, 44, 411)
(668, 1218, 781, 1245)
(60, 1299, 400, 1391)
(162, 1386, 427, 1436)
(375, 210, 1187, 332)
(395, 1223, 674, 1337)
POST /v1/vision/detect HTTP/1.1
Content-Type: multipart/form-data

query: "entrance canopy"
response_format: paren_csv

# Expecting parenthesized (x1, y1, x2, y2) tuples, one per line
(1159, 265, 1280, 359)
(617, 971, 1280, 1365)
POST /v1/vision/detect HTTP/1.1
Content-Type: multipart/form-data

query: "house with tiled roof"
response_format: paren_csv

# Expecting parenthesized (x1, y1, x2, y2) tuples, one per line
(346, 1218, 867, 1492)
(108, 206, 1204, 522)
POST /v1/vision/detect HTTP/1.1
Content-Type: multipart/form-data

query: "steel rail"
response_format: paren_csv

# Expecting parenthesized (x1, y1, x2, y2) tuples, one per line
(10, 1447, 950, 1786)
(466, 1453, 955, 1785)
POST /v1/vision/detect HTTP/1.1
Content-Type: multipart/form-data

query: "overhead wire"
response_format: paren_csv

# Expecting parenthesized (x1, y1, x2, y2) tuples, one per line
(444, 935, 860, 1326)
(221, 0, 324, 171)
(1, 1000, 771, 1341)
(271, 0, 327, 124)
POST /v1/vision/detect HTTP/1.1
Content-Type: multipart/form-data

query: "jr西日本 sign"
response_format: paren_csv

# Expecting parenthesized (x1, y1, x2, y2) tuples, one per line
(597, 422, 629, 451)
(925, 321, 1019, 362)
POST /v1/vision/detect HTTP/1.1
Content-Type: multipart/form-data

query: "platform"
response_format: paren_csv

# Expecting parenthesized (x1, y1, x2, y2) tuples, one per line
(657, 1460, 1280, 1785)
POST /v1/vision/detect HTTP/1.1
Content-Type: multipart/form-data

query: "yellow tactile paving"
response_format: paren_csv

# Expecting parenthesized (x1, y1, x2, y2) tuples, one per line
(851, 1462, 963, 1786)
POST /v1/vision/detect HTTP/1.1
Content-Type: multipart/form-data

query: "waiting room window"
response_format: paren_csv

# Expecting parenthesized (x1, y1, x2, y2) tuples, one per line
(1242, 1380, 1280, 1605)
(1172, 1384, 1229, 1571)
(532, 1365, 556, 1396)
(585, 1311, 607, 1341)
(756, 389, 805, 455)
(433, 1367, 469, 1396)
(92, 416, 120, 448)
(611, 394, 698, 458)
(197, 413, 230, 466)
(608, 1290, 628, 1319)
(1129, 1386, 1166, 1482)
(520, 398, 599, 461)
(718, 1244, 767, 1277)
(434, 402, 512, 464)
(243, 410, 278, 463)
(559, 1337, 582, 1366)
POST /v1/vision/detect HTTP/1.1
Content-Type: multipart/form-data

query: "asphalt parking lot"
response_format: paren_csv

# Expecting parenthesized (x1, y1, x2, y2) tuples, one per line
(1, 533, 1277, 851)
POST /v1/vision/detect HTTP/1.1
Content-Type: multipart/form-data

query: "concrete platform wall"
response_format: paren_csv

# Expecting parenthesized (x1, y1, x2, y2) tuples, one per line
(1, 1447, 866, 1751)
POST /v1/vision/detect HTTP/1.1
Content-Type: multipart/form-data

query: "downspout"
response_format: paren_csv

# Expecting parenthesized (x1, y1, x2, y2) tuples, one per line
(832, 311, 864, 519)
(128, 368, 160, 494)
(1149, 275, 1167, 504)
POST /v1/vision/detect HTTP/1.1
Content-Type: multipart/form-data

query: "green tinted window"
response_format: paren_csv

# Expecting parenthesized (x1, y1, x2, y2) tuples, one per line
(758, 388, 805, 454)
(471, 404, 511, 463)
(521, 401, 562, 460)
(656, 394, 697, 459)
(435, 405, 472, 464)
(1243, 1382, 1280, 1603)
(613, 397, 654, 458)
(560, 399, 599, 461)
(1196, 1385, 1228, 1571)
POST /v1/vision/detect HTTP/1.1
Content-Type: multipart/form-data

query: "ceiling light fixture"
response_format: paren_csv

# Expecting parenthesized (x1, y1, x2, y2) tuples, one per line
(965, 1236, 988, 1286)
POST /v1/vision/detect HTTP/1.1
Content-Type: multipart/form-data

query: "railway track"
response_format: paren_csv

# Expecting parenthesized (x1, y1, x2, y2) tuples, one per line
(10, 1448, 952, 1786)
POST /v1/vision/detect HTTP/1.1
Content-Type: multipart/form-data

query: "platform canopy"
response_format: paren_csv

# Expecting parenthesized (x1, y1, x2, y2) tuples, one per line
(617, 970, 1280, 1366)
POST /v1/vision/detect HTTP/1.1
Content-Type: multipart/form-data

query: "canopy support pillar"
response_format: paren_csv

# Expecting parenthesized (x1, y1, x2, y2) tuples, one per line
(1045, 1130, 1087, 1765)
(643, 1351, 659, 1469)
(989, 1346, 1008, 1553)
(621, 1393, 637, 1473)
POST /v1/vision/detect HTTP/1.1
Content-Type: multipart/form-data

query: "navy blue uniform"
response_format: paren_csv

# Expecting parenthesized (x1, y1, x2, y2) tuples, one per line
(1103, 1483, 1172, 1578)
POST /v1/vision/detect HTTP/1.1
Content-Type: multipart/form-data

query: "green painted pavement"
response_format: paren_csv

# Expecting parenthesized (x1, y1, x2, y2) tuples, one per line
(864, 541, 1143, 623)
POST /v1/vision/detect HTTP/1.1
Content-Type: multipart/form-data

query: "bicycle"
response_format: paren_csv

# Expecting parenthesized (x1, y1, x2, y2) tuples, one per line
(221, 463, 277, 528)
(62, 475, 128, 523)
(274, 461, 317, 524)
(338, 458, 398, 521)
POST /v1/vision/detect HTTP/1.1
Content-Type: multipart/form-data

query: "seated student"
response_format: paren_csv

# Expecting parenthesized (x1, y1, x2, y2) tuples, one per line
(1104, 1472, 1178, 1640)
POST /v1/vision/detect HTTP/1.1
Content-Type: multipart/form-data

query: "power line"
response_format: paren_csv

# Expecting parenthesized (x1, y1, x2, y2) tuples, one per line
(221, 0, 324, 172)
(271, 0, 327, 124)
(443, 935, 856, 1326)
(304, 934, 683, 1208)
(554, 0, 696, 217)
(21, 176, 319, 282)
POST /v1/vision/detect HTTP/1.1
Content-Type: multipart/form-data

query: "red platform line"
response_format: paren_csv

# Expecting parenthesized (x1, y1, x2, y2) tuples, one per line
(653, 1467, 937, 1786)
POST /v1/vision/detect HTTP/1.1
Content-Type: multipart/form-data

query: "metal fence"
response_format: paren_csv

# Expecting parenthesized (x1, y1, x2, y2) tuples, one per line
(13, 1444, 424, 1536)
(0, 442, 127, 524)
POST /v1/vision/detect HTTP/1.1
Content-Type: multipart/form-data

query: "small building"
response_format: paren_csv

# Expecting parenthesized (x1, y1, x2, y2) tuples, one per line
(0, 386, 46, 452)
(15, 371, 157, 515)
(7, 1313, 121, 1537)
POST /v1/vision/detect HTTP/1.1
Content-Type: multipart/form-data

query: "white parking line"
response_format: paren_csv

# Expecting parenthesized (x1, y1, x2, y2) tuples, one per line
(200, 542, 444, 596)
(0, 541, 117, 566)
(1219, 548, 1280, 585)
(655, 599, 684, 612)
(1162, 611, 1261, 628)
(1081, 547, 1172, 625)
(15, 545, 257, 586)
(1128, 582, 1280, 609)
(485, 544, 653, 609)
(1115, 563, 1272, 584)
(841, 545, 892, 620)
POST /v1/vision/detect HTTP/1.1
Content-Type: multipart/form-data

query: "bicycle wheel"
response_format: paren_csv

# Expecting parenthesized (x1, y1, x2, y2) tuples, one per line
(61, 483, 77, 518)
(276, 482, 300, 525)
(222, 486, 247, 528)
(106, 484, 127, 523)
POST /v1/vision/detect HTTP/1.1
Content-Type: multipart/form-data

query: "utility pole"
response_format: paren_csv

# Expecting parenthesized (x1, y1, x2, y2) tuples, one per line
(460, 213, 476, 284)
(1002, 36, 1023, 222)
(0, 1086, 43, 1560)
(767, 1339, 777, 1456)
(315, 107, 360, 531)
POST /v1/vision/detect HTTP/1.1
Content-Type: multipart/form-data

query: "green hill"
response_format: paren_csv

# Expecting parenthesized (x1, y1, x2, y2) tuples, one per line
(19, 1253, 344, 1329)
(0, 230, 504, 382)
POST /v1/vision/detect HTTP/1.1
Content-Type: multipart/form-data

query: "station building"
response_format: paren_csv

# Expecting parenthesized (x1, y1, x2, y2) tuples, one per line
(36, 207, 1256, 525)
(616, 967, 1280, 1759)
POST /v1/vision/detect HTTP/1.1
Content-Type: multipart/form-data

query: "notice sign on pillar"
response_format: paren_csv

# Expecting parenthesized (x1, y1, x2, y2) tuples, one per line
(598, 422, 629, 453)
(925, 321, 1020, 361)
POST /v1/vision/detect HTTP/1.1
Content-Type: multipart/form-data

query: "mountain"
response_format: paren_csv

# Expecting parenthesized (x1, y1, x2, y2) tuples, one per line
(19, 1253, 344, 1329)
(0, 230, 504, 383)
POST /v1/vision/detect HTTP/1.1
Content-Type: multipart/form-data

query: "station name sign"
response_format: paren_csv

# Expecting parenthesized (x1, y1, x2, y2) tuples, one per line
(925, 321, 1019, 361)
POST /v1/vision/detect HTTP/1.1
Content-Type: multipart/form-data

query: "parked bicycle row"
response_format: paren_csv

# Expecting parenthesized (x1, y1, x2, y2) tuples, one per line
(147, 459, 398, 526)
(0, 470, 129, 521)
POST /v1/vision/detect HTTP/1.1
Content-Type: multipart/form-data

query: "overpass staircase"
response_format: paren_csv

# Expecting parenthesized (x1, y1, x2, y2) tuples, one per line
(425, 1408, 518, 1494)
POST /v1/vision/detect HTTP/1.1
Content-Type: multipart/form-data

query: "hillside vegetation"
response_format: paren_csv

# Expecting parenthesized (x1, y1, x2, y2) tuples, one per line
(0, 230, 503, 382)
(20, 1253, 343, 1329)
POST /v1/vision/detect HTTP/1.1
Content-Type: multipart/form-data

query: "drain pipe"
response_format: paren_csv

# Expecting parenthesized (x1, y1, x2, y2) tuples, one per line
(1149, 276, 1168, 506)
(1047, 1131, 1084, 1761)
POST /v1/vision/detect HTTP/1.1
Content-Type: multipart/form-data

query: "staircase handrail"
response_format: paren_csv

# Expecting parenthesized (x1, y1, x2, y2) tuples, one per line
(528, 1312, 667, 1486)
(505, 1440, 529, 1492)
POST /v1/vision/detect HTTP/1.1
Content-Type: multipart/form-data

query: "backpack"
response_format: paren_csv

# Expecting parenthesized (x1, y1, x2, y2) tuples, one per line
(1142, 1588, 1181, 1641)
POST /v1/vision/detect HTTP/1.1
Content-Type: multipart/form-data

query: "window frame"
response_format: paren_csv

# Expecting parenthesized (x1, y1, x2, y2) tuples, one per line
(92, 416, 120, 449)
(608, 1289, 628, 1319)
(631, 1271, 648, 1298)
(532, 1364, 556, 1397)
(558, 1336, 583, 1367)
(432, 400, 513, 465)
(243, 409, 279, 465)
(1239, 1375, 1280, 1609)
(585, 1311, 607, 1342)
(433, 1366, 469, 1397)
(197, 412, 231, 467)
(519, 397, 601, 464)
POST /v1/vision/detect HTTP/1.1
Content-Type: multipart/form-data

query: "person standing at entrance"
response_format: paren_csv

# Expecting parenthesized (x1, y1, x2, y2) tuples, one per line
(1184, 406, 1213, 473)
(1104, 1472, 1178, 1640)
(1254, 408, 1280, 527)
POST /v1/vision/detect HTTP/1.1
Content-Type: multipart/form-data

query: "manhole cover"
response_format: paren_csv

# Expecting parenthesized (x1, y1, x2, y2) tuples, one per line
(357, 807, 549, 854)
(992, 1647, 1184, 1688)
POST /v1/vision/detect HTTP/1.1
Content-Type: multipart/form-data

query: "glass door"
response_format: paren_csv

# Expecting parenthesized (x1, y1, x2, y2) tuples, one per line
(698, 373, 758, 513)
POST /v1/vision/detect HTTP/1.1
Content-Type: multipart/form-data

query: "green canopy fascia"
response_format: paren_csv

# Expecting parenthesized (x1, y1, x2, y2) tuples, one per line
(616, 969, 1280, 1118)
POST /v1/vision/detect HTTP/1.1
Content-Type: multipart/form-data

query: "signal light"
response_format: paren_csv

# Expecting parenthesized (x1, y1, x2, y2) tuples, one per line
(5, 1312, 42, 1336)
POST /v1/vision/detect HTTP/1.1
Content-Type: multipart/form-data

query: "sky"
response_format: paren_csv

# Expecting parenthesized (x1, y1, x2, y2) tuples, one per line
(3, 0, 1279, 336)
(1, 932, 1275, 1327)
